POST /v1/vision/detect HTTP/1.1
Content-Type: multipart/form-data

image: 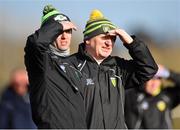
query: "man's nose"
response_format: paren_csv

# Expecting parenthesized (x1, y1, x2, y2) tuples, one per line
(61, 32, 67, 38)
(105, 40, 112, 46)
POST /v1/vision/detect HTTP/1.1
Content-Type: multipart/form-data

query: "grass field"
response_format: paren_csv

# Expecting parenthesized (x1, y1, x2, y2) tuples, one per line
(173, 118, 180, 129)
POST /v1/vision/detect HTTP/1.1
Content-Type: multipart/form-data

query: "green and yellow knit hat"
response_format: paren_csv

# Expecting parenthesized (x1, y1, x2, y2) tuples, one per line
(41, 4, 70, 25)
(83, 9, 117, 40)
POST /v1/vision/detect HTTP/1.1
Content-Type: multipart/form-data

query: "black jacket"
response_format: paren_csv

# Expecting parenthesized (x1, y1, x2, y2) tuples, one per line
(24, 18, 86, 128)
(125, 71, 180, 129)
(66, 37, 158, 129)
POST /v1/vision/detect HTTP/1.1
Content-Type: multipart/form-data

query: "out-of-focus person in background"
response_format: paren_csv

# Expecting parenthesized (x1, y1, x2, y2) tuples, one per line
(125, 64, 180, 129)
(0, 68, 36, 129)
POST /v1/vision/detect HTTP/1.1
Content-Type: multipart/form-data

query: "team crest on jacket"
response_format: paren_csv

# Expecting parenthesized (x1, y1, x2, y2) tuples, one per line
(110, 77, 116, 87)
(156, 100, 166, 112)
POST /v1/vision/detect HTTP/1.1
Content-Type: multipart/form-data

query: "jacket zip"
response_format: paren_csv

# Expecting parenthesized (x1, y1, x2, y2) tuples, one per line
(109, 69, 127, 128)
(115, 73, 127, 128)
(98, 66, 106, 128)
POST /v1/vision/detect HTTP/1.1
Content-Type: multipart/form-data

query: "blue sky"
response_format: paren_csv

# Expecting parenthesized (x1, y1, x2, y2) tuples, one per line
(0, 0, 180, 44)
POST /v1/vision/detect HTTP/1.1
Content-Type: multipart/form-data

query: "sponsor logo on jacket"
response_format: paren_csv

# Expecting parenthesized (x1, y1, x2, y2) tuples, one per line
(86, 78, 94, 85)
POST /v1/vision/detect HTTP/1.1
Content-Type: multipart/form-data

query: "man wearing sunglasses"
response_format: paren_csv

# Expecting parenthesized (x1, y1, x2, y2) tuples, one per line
(24, 5, 86, 129)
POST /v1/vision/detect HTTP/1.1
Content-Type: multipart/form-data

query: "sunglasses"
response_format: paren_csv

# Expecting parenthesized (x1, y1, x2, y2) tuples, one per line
(63, 29, 72, 34)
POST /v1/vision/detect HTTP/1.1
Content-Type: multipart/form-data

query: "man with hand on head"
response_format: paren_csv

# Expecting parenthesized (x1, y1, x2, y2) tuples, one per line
(24, 5, 86, 129)
(67, 9, 158, 129)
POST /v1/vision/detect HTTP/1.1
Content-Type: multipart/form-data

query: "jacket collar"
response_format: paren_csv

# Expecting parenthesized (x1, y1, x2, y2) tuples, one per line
(49, 44, 70, 57)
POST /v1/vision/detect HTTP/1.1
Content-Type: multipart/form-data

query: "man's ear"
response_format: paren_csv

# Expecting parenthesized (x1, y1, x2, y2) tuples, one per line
(85, 40, 90, 45)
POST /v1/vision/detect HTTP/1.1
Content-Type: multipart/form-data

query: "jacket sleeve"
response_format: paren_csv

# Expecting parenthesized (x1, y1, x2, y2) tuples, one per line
(24, 18, 63, 75)
(168, 70, 180, 87)
(166, 70, 180, 106)
(162, 86, 180, 109)
(118, 36, 158, 89)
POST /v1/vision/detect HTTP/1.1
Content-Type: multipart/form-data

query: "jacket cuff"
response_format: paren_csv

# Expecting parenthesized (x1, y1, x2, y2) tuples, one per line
(169, 70, 178, 80)
(123, 35, 140, 50)
(41, 15, 64, 35)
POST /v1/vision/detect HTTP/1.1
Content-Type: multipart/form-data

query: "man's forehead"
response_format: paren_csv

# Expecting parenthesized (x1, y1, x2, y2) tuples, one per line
(100, 34, 116, 41)
(98, 34, 115, 38)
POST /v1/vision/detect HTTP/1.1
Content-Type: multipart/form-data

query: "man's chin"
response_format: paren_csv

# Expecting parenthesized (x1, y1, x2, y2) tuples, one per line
(99, 55, 109, 59)
(101, 52, 111, 58)
(58, 45, 69, 50)
(60, 48, 68, 51)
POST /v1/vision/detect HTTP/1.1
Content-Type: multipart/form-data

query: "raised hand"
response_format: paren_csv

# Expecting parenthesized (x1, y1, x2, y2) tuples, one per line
(107, 28, 133, 44)
(60, 21, 77, 31)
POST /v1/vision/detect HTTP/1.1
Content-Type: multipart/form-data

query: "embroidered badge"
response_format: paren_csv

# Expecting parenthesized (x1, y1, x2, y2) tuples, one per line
(102, 25, 110, 33)
(86, 78, 94, 85)
(54, 15, 67, 21)
(141, 101, 149, 110)
(110, 77, 116, 87)
(156, 100, 166, 112)
(59, 65, 66, 73)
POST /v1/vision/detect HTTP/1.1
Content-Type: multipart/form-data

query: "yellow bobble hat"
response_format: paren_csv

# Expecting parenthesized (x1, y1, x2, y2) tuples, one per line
(83, 9, 117, 40)
(41, 4, 70, 25)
